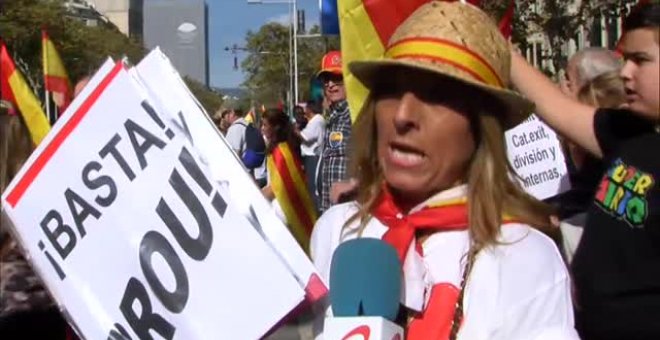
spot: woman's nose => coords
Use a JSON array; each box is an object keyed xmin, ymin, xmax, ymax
[{"xmin": 393, "ymin": 92, "xmax": 420, "ymax": 132}]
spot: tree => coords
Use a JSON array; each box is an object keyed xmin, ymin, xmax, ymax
[
  {"xmin": 183, "ymin": 76, "xmax": 223, "ymax": 115},
  {"xmin": 241, "ymin": 22, "xmax": 290, "ymax": 106},
  {"xmin": 0, "ymin": 0, "xmax": 222, "ymax": 116},
  {"xmin": 0, "ymin": 0, "xmax": 144, "ymax": 88},
  {"xmin": 512, "ymin": 0, "xmax": 638, "ymax": 76},
  {"xmin": 241, "ymin": 23, "xmax": 339, "ymax": 107}
]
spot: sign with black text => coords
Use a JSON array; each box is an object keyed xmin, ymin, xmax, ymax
[
  {"xmin": 1, "ymin": 58, "xmax": 316, "ymax": 339},
  {"xmin": 506, "ymin": 114, "xmax": 570, "ymax": 199}
]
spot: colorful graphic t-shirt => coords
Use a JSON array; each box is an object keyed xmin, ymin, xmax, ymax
[
  {"xmin": 572, "ymin": 108, "xmax": 660, "ymax": 339},
  {"xmin": 594, "ymin": 158, "xmax": 655, "ymax": 227}
]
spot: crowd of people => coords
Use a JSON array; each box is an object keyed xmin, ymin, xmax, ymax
[{"xmin": 1, "ymin": 1, "xmax": 658, "ymax": 339}]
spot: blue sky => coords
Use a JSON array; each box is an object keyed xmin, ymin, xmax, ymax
[{"xmin": 208, "ymin": 0, "xmax": 320, "ymax": 89}]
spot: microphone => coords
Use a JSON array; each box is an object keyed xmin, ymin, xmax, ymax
[{"xmin": 324, "ymin": 238, "xmax": 404, "ymax": 340}]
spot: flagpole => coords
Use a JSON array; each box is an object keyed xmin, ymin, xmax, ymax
[
  {"xmin": 42, "ymin": 29, "xmax": 53, "ymax": 124},
  {"xmin": 45, "ymin": 88, "xmax": 53, "ymax": 124}
]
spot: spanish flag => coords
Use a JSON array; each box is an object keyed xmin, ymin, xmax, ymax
[
  {"xmin": 267, "ymin": 142, "xmax": 318, "ymax": 253},
  {"xmin": 339, "ymin": 0, "xmax": 511, "ymax": 121},
  {"xmin": 42, "ymin": 30, "xmax": 72, "ymax": 112},
  {"xmin": 1, "ymin": 42, "xmax": 50, "ymax": 145}
]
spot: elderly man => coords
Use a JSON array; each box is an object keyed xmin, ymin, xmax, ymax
[{"xmin": 316, "ymin": 51, "xmax": 353, "ymax": 213}]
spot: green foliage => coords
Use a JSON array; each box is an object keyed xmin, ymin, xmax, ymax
[
  {"xmin": 513, "ymin": 0, "xmax": 638, "ymax": 75},
  {"xmin": 0, "ymin": 0, "xmax": 145, "ymax": 89},
  {"xmin": 183, "ymin": 76, "xmax": 223, "ymax": 115},
  {"xmin": 0, "ymin": 0, "xmax": 221, "ymax": 116},
  {"xmin": 241, "ymin": 23, "xmax": 339, "ymax": 107},
  {"xmin": 241, "ymin": 22, "xmax": 290, "ymax": 106}
]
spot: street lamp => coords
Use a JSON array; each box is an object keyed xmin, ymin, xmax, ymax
[{"xmin": 247, "ymin": 0, "xmax": 298, "ymax": 112}]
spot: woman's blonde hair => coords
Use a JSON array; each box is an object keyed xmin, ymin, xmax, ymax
[
  {"xmin": 347, "ymin": 90, "xmax": 553, "ymax": 254},
  {"xmin": 577, "ymin": 71, "xmax": 626, "ymax": 108}
]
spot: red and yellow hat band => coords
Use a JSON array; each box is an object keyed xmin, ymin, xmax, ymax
[{"xmin": 384, "ymin": 37, "xmax": 504, "ymax": 89}]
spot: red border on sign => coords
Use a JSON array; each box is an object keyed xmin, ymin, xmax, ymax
[{"xmin": 6, "ymin": 62, "xmax": 124, "ymax": 208}]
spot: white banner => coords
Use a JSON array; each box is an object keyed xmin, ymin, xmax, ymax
[
  {"xmin": 506, "ymin": 114, "xmax": 571, "ymax": 200},
  {"xmin": 1, "ymin": 55, "xmax": 323, "ymax": 339},
  {"xmin": 134, "ymin": 48, "xmax": 327, "ymax": 301}
]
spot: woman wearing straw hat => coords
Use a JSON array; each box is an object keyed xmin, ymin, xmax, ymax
[{"xmin": 311, "ymin": 2, "xmax": 578, "ymax": 339}]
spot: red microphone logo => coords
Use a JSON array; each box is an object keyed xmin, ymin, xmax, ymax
[{"xmin": 341, "ymin": 325, "xmax": 371, "ymax": 340}]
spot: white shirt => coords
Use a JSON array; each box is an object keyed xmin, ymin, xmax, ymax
[
  {"xmin": 225, "ymin": 117, "xmax": 247, "ymax": 155},
  {"xmin": 253, "ymin": 135, "xmax": 268, "ymax": 180},
  {"xmin": 300, "ymin": 114, "xmax": 326, "ymax": 157},
  {"xmin": 311, "ymin": 185, "xmax": 578, "ymax": 340}
]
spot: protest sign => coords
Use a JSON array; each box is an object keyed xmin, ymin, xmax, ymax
[
  {"xmin": 1, "ymin": 58, "xmax": 315, "ymax": 339},
  {"xmin": 506, "ymin": 114, "xmax": 571, "ymax": 199},
  {"xmin": 134, "ymin": 48, "xmax": 327, "ymax": 301}
]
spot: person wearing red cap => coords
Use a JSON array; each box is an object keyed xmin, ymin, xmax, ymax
[{"xmin": 317, "ymin": 51, "xmax": 353, "ymax": 213}]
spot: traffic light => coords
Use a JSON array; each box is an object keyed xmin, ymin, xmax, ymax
[{"xmin": 297, "ymin": 10, "xmax": 305, "ymax": 34}]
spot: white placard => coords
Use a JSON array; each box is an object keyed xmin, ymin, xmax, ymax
[
  {"xmin": 1, "ymin": 58, "xmax": 314, "ymax": 339},
  {"xmin": 134, "ymin": 48, "xmax": 327, "ymax": 301},
  {"xmin": 506, "ymin": 114, "xmax": 571, "ymax": 199}
]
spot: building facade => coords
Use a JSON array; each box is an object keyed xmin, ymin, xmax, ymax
[
  {"xmin": 84, "ymin": 0, "xmax": 144, "ymax": 41},
  {"xmin": 143, "ymin": 0, "xmax": 209, "ymax": 86},
  {"xmin": 521, "ymin": 0, "xmax": 638, "ymax": 74},
  {"xmin": 63, "ymin": 0, "xmax": 108, "ymax": 27}
]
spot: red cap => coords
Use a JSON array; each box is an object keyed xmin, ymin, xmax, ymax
[{"xmin": 317, "ymin": 50, "xmax": 343, "ymax": 78}]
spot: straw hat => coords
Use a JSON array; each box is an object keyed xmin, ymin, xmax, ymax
[{"xmin": 349, "ymin": 1, "xmax": 533, "ymax": 127}]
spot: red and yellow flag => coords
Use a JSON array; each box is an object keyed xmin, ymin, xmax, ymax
[
  {"xmin": 267, "ymin": 142, "xmax": 318, "ymax": 253},
  {"xmin": 42, "ymin": 30, "xmax": 72, "ymax": 112},
  {"xmin": 339, "ymin": 0, "xmax": 514, "ymax": 121},
  {"xmin": 1, "ymin": 42, "xmax": 50, "ymax": 145}
]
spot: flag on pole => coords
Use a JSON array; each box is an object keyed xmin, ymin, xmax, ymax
[
  {"xmin": 267, "ymin": 142, "xmax": 318, "ymax": 253},
  {"xmin": 42, "ymin": 30, "xmax": 72, "ymax": 112},
  {"xmin": 339, "ymin": 0, "xmax": 511, "ymax": 121},
  {"xmin": 1, "ymin": 42, "xmax": 50, "ymax": 145}
]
